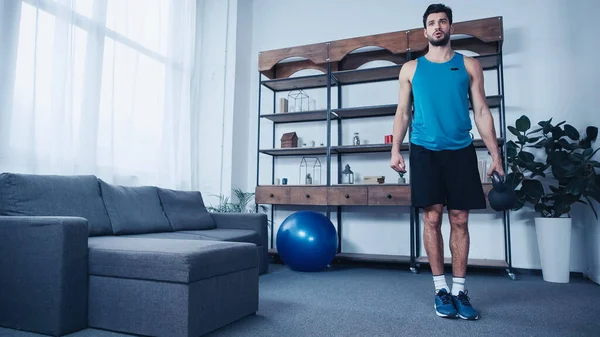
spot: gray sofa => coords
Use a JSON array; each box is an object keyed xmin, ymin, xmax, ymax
[{"xmin": 0, "ymin": 173, "xmax": 268, "ymax": 337}]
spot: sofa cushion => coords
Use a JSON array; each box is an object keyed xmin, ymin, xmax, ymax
[
  {"xmin": 87, "ymin": 236, "xmax": 258, "ymax": 283},
  {"xmin": 99, "ymin": 180, "xmax": 171, "ymax": 235},
  {"xmin": 179, "ymin": 229, "xmax": 262, "ymax": 246},
  {"xmin": 157, "ymin": 188, "xmax": 216, "ymax": 230},
  {"xmin": 0, "ymin": 173, "xmax": 112, "ymax": 236}
]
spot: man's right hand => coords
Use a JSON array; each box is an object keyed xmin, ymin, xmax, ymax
[{"xmin": 390, "ymin": 152, "xmax": 406, "ymax": 173}]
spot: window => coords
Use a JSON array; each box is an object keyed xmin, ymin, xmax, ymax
[{"xmin": 9, "ymin": 0, "xmax": 195, "ymax": 185}]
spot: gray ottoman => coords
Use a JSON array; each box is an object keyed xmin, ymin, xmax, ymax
[{"xmin": 87, "ymin": 237, "xmax": 259, "ymax": 337}]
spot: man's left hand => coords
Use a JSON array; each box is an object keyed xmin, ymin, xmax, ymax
[{"xmin": 487, "ymin": 158, "xmax": 504, "ymax": 177}]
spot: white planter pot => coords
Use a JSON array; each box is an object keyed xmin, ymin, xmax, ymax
[{"xmin": 535, "ymin": 217, "xmax": 572, "ymax": 283}]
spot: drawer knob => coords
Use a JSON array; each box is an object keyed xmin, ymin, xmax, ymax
[
  {"xmin": 387, "ymin": 194, "xmax": 392, "ymax": 199},
  {"xmin": 269, "ymin": 193, "xmax": 274, "ymax": 197},
  {"xmin": 305, "ymin": 194, "xmax": 310, "ymax": 198},
  {"xmin": 345, "ymin": 194, "xmax": 350, "ymax": 198}
]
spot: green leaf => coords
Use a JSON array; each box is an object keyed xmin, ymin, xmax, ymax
[
  {"xmin": 506, "ymin": 172, "xmax": 524, "ymax": 188},
  {"xmin": 507, "ymin": 126, "xmax": 521, "ymax": 137},
  {"xmin": 527, "ymin": 127, "xmax": 543, "ymax": 135},
  {"xmin": 586, "ymin": 126, "xmax": 598, "ymax": 142},
  {"xmin": 567, "ymin": 177, "xmax": 586, "ymax": 195},
  {"xmin": 527, "ymin": 136, "xmax": 542, "ymax": 144},
  {"xmin": 516, "ymin": 115, "xmax": 531, "ymax": 132},
  {"xmin": 590, "ymin": 160, "xmax": 600, "ymax": 167},
  {"xmin": 563, "ymin": 124, "xmax": 580, "ymax": 140},
  {"xmin": 558, "ymin": 138, "xmax": 580, "ymax": 151},
  {"xmin": 538, "ymin": 118, "xmax": 553, "ymax": 134},
  {"xmin": 517, "ymin": 134, "xmax": 529, "ymax": 144},
  {"xmin": 507, "ymin": 141, "xmax": 518, "ymax": 158},
  {"xmin": 586, "ymin": 147, "xmax": 600, "ymax": 160},
  {"xmin": 521, "ymin": 179, "xmax": 544, "ymax": 202},
  {"xmin": 518, "ymin": 151, "xmax": 535, "ymax": 164},
  {"xmin": 552, "ymin": 127, "xmax": 564, "ymax": 140}
]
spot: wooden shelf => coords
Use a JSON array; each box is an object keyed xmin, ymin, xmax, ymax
[
  {"xmin": 257, "ymin": 16, "xmax": 513, "ymax": 275},
  {"xmin": 332, "ymin": 104, "xmax": 397, "ymax": 119},
  {"xmin": 332, "ymin": 143, "xmax": 400, "ymax": 154},
  {"xmin": 259, "ymin": 147, "xmax": 327, "ymax": 156},
  {"xmin": 261, "ymin": 74, "xmax": 329, "ymax": 92},
  {"xmin": 261, "ymin": 93, "xmax": 503, "ymax": 125},
  {"xmin": 332, "ymin": 64, "xmax": 403, "ymax": 85},
  {"xmin": 475, "ymin": 53, "xmax": 500, "ymax": 70},
  {"xmin": 416, "ymin": 256, "xmax": 509, "ymax": 268},
  {"xmin": 261, "ymin": 54, "xmax": 499, "ymax": 91},
  {"xmin": 261, "ymin": 109, "xmax": 329, "ymax": 123},
  {"xmin": 269, "ymin": 249, "xmax": 412, "ymax": 264},
  {"xmin": 260, "ymin": 139, "xmax": 502, "ymax": 157}
]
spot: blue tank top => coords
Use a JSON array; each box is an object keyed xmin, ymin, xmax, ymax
[{"xmin": 410, "ymin": 52, "xmax": 472, "ymax": 151}]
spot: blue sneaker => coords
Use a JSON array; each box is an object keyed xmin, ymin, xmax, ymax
[
  {"xmin": 434, "ymin": 289, "xmax": 457, "ymax": 318},
  {"xmin": 452, "ymin": 290, "xmax": 479, "ymax": 320}
]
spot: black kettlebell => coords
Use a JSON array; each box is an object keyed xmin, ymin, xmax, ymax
[{"xmin": 488, "ymin": 171, "xmax": 517, "ymax": 211}]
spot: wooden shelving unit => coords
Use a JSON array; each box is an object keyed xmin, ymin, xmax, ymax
[{"xmin": 255, "ymin": 16, "xmax": 514, "ymax": 279}]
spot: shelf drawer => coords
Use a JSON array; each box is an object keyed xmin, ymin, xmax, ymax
[
  {"xmin": 289, "ymin": 187, "xmax": 328, "ymax": 205},
  {"xmin": 328, "ymin": 186, "xmax": 367, "ymax": 205},
  {"xmin": 255, "ymin": 186, "xmax": 290, "ymax": 204},
  {"xmin": 368, "ymin": 185, "xmax": 411, "ymax": 206}
]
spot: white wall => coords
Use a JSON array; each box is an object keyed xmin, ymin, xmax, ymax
[
  {"xmin": 230, "ymin": 0, "xmax": 600, "ymax": 274},
  {"xmin": 192, "ymin": 0, "xmax": 239, "ymax": 206}
]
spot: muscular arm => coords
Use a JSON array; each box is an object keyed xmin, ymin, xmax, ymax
[
  {"xmin": 392, "ymin": 61, "xmax": 414, "ymax": 157},
  {"xmin": 466, "ymin": 58, "xmax": 502, "ymax": 165}
]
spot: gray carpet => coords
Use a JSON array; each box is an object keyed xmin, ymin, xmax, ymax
[{"xmin": 1, "ymin": 263, "xmax": 599, "ymax": 337}]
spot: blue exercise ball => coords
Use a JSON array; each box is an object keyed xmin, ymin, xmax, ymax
[{"xmin": 276, "ymin": 211, "xmax": 338, "ymax": 272}]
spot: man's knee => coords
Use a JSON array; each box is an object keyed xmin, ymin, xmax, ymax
[
  {"xmin": 424, "ymin": 204, "xmax": 443, "ymax": 230},
  {"xmin": 449, "ymin": 209, "xmax": 469, "ymax": 230}
]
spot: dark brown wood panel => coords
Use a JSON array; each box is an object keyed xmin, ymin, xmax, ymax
[
  {"xmin": 338, "ymin": 49, "xmax": 407, "ymax": 72},
  {"xmin": 255, "ymin": 186, "xmax": 290, "ymax": 204},
  {"xmin": 274, "ymin": 60, "xmax": 328, "ymax": 79},
  {"xmin": 289, "ymin": 186, "xmax": 328, "ymax": 205},
  {"xmin": 367, "ymin": 185, "xmax": 411, "ymax": 206},
  {"xmin": 332, "ymin": 64, "xmax": 402, "ymax": 84},
  {"xmin": 408, "ymin": 16, "xmax": 503, "ymax": 53},
  {"xmin": 327, "ymin": 186, "xmax": 368, "ymax": 205},
  {"xmin": 329, "ymin": 31, "xmax": 408, "ymax": 63},
  {"xmin": 259, "ymin": 43, "xmax": 328, "ymax": 79}
]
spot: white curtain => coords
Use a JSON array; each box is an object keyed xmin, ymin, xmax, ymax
[{"xmin": 0, "ymin": 0, "xmax": 197, "ymax": 189}]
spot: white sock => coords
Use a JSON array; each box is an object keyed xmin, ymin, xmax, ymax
[
  {"xmin": 433, "ymin": 274, "xmax": 449, "ymax": 293},
  {"xmin": 452, "ymin": 277, "xmax": 465, "ymax": 296}
]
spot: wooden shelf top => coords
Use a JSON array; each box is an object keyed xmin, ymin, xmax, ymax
[{"xmin": 258, "ymin": 16, "xmax": 503, "ymax": 80}]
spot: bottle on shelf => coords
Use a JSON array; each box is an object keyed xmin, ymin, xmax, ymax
[{"xmin": 353, "ymin": 133, "xmax": 360, "ymax": 146}]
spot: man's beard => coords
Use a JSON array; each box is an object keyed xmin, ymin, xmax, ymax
[{"xmin": 429, "ymin": 32, "xmax": 450, "ymax": 47}]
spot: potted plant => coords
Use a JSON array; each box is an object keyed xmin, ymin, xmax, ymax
[
  {"xmin": 206, "ymin": 188, "xmax": 273, "ymax": 231},
  {"xmin": 506, "ymin": 115, "xmax": 599, "ymax": 283}
]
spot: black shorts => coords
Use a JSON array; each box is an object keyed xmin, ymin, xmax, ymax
[{"xmin": 409, "ymin": 142, "xmax": 487, "ymax": 210}]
